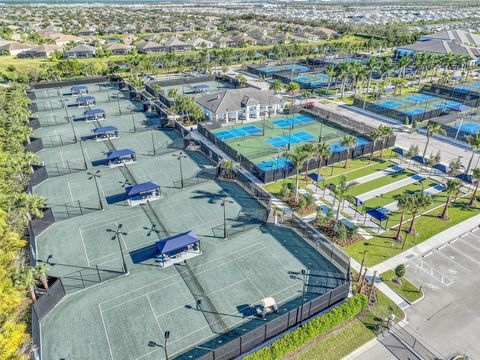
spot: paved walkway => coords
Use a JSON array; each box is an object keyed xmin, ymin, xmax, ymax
[{"xmin": 353, "ymin": 165, "xmax": 403, "ymax": 185}]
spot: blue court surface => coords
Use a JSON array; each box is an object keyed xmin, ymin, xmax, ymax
[
  {"xmin": 265, "ymin": 131, "xmax": 316, "ymax": 147},
  {"xmin": 456, "ymin": 122, "xmax": 480, "ymax": 134},
  {"xmin": 215, "ymin": 125, "xmax": 262, "ymax": 140},
  {"xmin": 330, "ymin": 137, "xmax": 370, "ymax": 152},
  {"xmin": 257, "ymin": 157, "xmax": 293, "ymax": 170},
  {"xmin": 404, "ymin": 94, "xmax": 436, "ymax": 103},
  {"xmin": 272, "ymin": 115, "xmax": 315, "ymax": 128},
  {"xmin": 258, "ymin": 64, "xmax": 309, "ymax": 73},
  {"xmin": 404, "ymin": 108, "xmax": 424, "ymax": 115},
  {"xmin": 379, "ymin": 100, "xmax": 403, "ymax": 109}
]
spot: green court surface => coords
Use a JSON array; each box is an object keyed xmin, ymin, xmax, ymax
[
  {"xmin": 32, "ymin": 81, "xmax": 347, "ymax": 360},
  {"xmin": 325, "ymin": 160, "xmax": 397, "ymax": 186},
  {"xmin": 212, "ymin": 114, "xmax": 363, "ymax": 164},
  {"xmin": 349, "ymin": 168, "xmax": 418, "ymax": 197},
  {"xmin": 160, "ymin": 79, "xmax": 235, "ymax": 101}
]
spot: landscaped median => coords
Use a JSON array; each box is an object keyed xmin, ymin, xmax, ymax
[
  {"xmin": 380, "ymin": 269, "xmax": 423, "ymax": 304},
  {"xmin": 244, "ymin": 295, "xmax": 369, "ymax": 360}
]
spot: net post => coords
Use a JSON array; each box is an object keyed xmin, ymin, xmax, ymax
[{"xmin": 96, "ymin": 265, "xmax": 101, "ymax": 283}]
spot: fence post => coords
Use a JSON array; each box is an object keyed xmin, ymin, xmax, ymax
[
  {"xmin": 65, "ymin": 204, "xmax": 70, "ymax": 218},
  {"xmin": 78, "ymin": 200, "xmax": 83, "ymax": 215},
  {"xmin": 67, "ymin": 161, "xmax": 71, "ymax": 174},
  {"xmin": 79, "ymin": 271, "xmax": 85, "ymax": 288}
]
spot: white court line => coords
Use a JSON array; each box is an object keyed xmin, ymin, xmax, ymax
[
  {"xmin": 98, "ymin": 304, "xmax": 114, "ymax": 360},
  {"xmin": 79, "ymin": 211, "xmax": 145, "ymax": 231},
  {"xmin": 79, "ymin": 228, "xmax": 91, "ymax": 266},
  {"xmin": 99, "ymin": 242, "xmax": 262, "ymax": 310},
  {"xmin": 67, "ymin": 181, "xmax": 74, "ymax": 203},
  {"xmin": 146, "ymin": 295, "xmax": 164, "ymax": 334}
]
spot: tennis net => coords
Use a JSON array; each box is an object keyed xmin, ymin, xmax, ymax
[{"xmin": 176, "ymin": 262, "xmax": 229, "ymax": 335}]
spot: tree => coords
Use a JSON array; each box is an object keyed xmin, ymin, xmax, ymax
[
  {"xmin": 35, "ymin": 263, "xmax": 49, "ymax": 289},
  {"xmin": 440, "ymin": 179, "xmax": 462, "ymax": 220},
  {"xmin": 364, "ymin": 57, "xmax": 379, "ymax": 101},
  {"xmin": 235, "ymin": 74, "xmax": 247, "ymax": 87},
  {"xmin": 397, "ymin": 55, "xmax": 412, "ymax": 78},
  {"xmin": 289, "ymin": 148, "xmax": 308, "ymax": 202},
  {"xmin": 465, "ymin": 133, "xmax": 480, "ymax": 175},
  {"xmin": 395, "ymin": 264, "xmax": 406, "ymax": 280},
  {"xmin": 269, "ymin": 79, "xmax": 283, "ymax": 94},
  {"xmin": 331, "ymin": 175, "xmax": 357, "ymax": 229},
  {"xmin": 422, "ymin": 123, "xmax": 446, "ymax": 161},
  {"xmin": 336, "ymin": 62, "xmax": 351, "ymax": 98},
  {"xmin": 369, "ymin": 129, "xmax": 381, "ymax": 162},
  {"xmin": 316, "ymin": 142, "xmax": 331, "ymax": 184},
  {"xmin": 13, "ymin": 265, "xmax": 38, "ymax": 302},
  {"xmin": 325, "ymin": 63, "xmax": 336, "ymax": 94},
  {"xmin": 380, "ymin": 57, "xmax": 393, "ymax": 80},
  {"xmin": 407, "ymin": 192, "xmax": 433, "ymax": 234},
  {"xmin": 301, "ymin": 143, "xmax": 316, "ymax": 181},
  {"xmin": 341, "ymin": 135, "xmax": 357, "ymax": 168},
  {"xmin": 378, "ymin": 125, "xmax": 393, "ymax": 157},
  {"xmin": 394, "ymin": 193, "xmax": 413, "ymax": 243},
  {"xmin": 449, "ymin": 157, "xmax": 463, "ymax": 178},
  {"xmin": 468, "ymin": 168, "xmax": 480, "ymax": 207}
]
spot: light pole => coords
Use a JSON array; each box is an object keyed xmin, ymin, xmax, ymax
[
  {"xmin": 151, "ymin": 129, "xmax": 156, "ymax": 156},
  {"xmin": 79, "ymin": 139, "xmax": 88, "ymax": 169},
  {"xmin": 148, "ymin": 330, "xmax": 170, "ymax": 360},
  {"xmin": 299, "ymin": 269, "xmax": 306, "ymax": 325},
  {"xmin": 88, "ymin": 170, "xmax": 103, "ymax": 210},
  {"xmin": 173, "ymin": 152, "xmax": 188, "ymax": 188},
  {"xmin": 60, "ymin": 98, "xmax": 77, "ymax": 142},
  {"xmin": 117, "ymin": 95, "xmax": 122, "ymax": 115},
  {"xmin": 108, "ymin": 224, "xmax": 128, "ymax": 274},
  {"xmin": 221, "ymin": 195, "xmax": 234, "ymax": 239}
]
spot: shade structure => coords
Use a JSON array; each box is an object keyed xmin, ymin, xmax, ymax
[
  {"xmin": 367, "ymin": 208, "xmax": 389, "ymax": 222},
  {"xmin": 125, "ymin": 181, "xmax": 160, "ymax": 197},
  {"xmin": 155, "ymin": 231, "xmax": 199, "ymax": 255},
  {"xmin": 106, "ymin": 149, "xmax": 135, "ymax": 160},
  {"xmin": 71, "ymin": 85, "xmax": 88, "ymax": 93},
  {"xmin": 308, "ymin": 173, "xmax": 323, "ymax": 182},
  {"xmin": 432, "ymin": 163, "xmax": 449, "ymax": 173},
  {"xmin": 77, "ymin": 95, "xmax": 95, "ymax": 102},
  {"xmin": 92, "ymin": 126, "xmax": 118, "ymax": 134},
  {"xmin": 84, "ymin": 108, "xmax": 105, "ymax": 116},
  {"xmin": 392, "ymin": 147, "xmax": 408, "ymax": 157}
]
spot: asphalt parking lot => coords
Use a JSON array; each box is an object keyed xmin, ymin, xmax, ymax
[{"xmin": 404, "ymin": 225, "xmax": 480, "ymax": 359}]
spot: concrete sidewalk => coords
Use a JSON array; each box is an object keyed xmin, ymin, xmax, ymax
[{"xmin": 357, "ymin": 174, "xmax": 424, "ymax": 202}]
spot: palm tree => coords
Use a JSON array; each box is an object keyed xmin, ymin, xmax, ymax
[
  {"xmin": 286, "ymin": 81, "xmax": 301, "ymax": 108},
  {"xmin": 341, "ymin": 135, "xmax": 357, "ymax": 168},
  {"xmin": 422, "ymin": 123, "xmax": 446, "ymax": 161},
  {"xmin": 394, "ymin": 193, "xmax": 413, "ymax": 244},
  {"xmin": 289, "ymin": 148, "xmax": 308, "ymax": 202},
  {"xmin": 331, "ymin": 175, "xmax": 357, "ymax": 229},
  {"xmin": 440, "ymin": 179, "xmax": 462, "ymax": 220},
  {"xmin": 35, "ymin": 263, "xmax": 49, "ymax": 289},
  {"xmin": 407, "ymin": 192, "xmax": 433, "ymax": 234},
  {"xmin": 369, "ymin": 129, "xmax": 382, "ymax": 162},
  {"xmin": 378, "ymin": 125, "xmax": 393, "ymax": 157},
  {"xmin": 301, "ymin": 143, "xmax": 316, "ymax": 181},
  {"xmin": 465, "ymin": 133, "xmax": 480, "ymax": 174},
  {"xmin": 316, "ymin": 142, "xmax": 331, "ymax": 184},
  {"xmin": 468, "ymin": 168, "xmax": 480, "ymax": 207},
  {"xmin": 364, "ymin": 57, "xmax": 379, "ymax": 98},
  {"xmin": 235, "ymin": 74, "xmax": 247, "ymax": 88},
  {"xmin": 448, "ymin": 157, "xmax": 463, "ymax": 178},
  {"xmin": 167, "ymin": 88, "xmax": 179, "ymax": 99},
  {"xmin": 14, "ymin": 265, "xmax": 38, "ymax": 302},
  {"xmin": 397, "ymin": 55, "xmax": 412, "ymax": 78},
  {"xmin": 337, "ymin": 62, "xmax": 351, "ymax": 98},
  {"xmin": 269, "ymin": 79, "xmax": 283, "ymax": 94},
  {"xmin": 13, "ymin": 193, "xmax": 45, "ymax": 222},
  {"xmin": 325, "ymin": 64, "xmax": 336, "ymax": 94},
  {"xmin": 380, "ymin": 57, "xmax": 394, "ymax": 80}
]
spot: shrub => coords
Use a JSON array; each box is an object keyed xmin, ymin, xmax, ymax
[
  {"xmin": 336, "ymin": 222, "xmax": 348, "ymax": 242},
  {"xmin": 297, "ymin": 195, "xmax": 307, "ymax": 209},
  {"xmin": 395, "ymin": 264, "xmax": 406, "ymax": 279},
  {"xmin": 245, "ymin": 294, "xmax": 368, "ymax": 360},
  {"xmin": 279, "ymin": 182, "xmax": 291, "ymax": 199}
]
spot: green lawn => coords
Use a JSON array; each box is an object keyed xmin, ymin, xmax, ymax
[
  {"xmin": 293, "ymin": 286, "xmax": 404, "ymax": 360},
  {"xmin": 349, "ymin": 168, "xmax": 418, "ymax": 197},
  {"xmin": 326, "ymin": 159, "xmax": 396, "ymax": 187},
  {"xmin": 346, "ymin": 200, "xmax": 480, "ymax": 267},
  {"xmin": 380, "ymin": 270, "xmax": 423, "ymax": 303},
  {"xmin": 295, "ymin": 320, "xmax": 374, "ymax": 360}
]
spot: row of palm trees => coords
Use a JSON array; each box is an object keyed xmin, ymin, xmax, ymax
[{"xmin": 269, "ymin": 53, "xmax": 475, "ymax": 100}]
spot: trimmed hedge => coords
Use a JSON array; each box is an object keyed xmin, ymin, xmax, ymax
[{"xmin": 245, "ymin": 294, "xmax": 368, "ymax": 360}]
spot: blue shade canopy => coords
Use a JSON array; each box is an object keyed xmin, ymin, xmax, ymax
[
  {"xmin": 92, "ymin": 126, "xmax": 118, "ymax": 134},
  {"xmin": 392, "ymin": 147, "xmax": 408, "ymax": 156},
  {"xmin": 84, "ymin": 108, "xmax": 105, "ymax": 116},
  {"xmin": 71, "ymin": 85, "xmax": 88, "ymax": 92},
  {"xmin": 367, "ymin": 208, "xmax": 389, "ymax": 222},
  {"xmin": 125, "ymin": 181, "xmax": 159, "ymax": 197},
  {"xmin": 77, "ymin": 95, "xmax": 96, "ymax": 102},
  {"xmin": 155, "ymin": 231, "xmax": 199, "ymax": 255},
  {"xmin": 432, "ymin": 163, "xmax": 449, "ymax": 173},
  {"xmin": 106, "ymin": 149, "xmax": 135, "ymax": 160},
  {"xmin": 308, "ymin": 173, "xmax": 323, "ymax": 182},
  {"xmin": 193, "ymin": 84, "xmax": 209, "ymax": 89}
]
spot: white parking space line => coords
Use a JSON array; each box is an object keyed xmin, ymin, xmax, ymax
[{"xmin": 434, "ymin": 248, "xmax": 471, "ymax": 272}]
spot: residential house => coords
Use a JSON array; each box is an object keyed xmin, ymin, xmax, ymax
[
  {"xmin": 195, "ymin": 88, "xmax": 284, "ymax": 124},
  {"xmin": 19, "ymin": 44, "xmax": 61, "ymax": 58},
  {"xmin": 136, "ymin": 41, "xmax": 166, "ymax": 54},
  {"xmin": 77, "ymin": 28, "xmax": 96, "ymax": 36},
  {"xmin": 185, "ymin": 38, "xmax": 215, "ymax": 49},
  {"xmin": 123, "ymin": 24, "xmax": 137, "ymax": 34},
  {"xmin": 312, "ymin": 27, "xmax": 341, "ymax": 40},
  {"xmin": 0, "ymin": 42, "xmax": 35, "ymax": 56},
  {"xmin": 120, "ymin": 35, "xmax": 138, "ymax": 45},
  {"xmin": 63, "ymin": 44, "xmax": 96, "ymax": 59},
  {"xmin": 102, "ymin": 26, "xmax": 120, "ymax": 35},
  {"xmin": 163, "ymin": 38, "xmax": 193, "ymax": 52},
  {"xmin": 104, "ymin": 43, "xmax": 132, "ymax": 55},
  {"xmin": 50, "ymin": 34, "xmax": 83, "ymax": 47}
]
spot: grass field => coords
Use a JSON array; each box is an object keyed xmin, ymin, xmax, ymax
[
  {"xmin": 380, "ymin": 270, "xmax": 423, "ymax": 303},
  {"xmin": 346, "ymin": 200, "xmax": 480, "ymax": 267}
]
